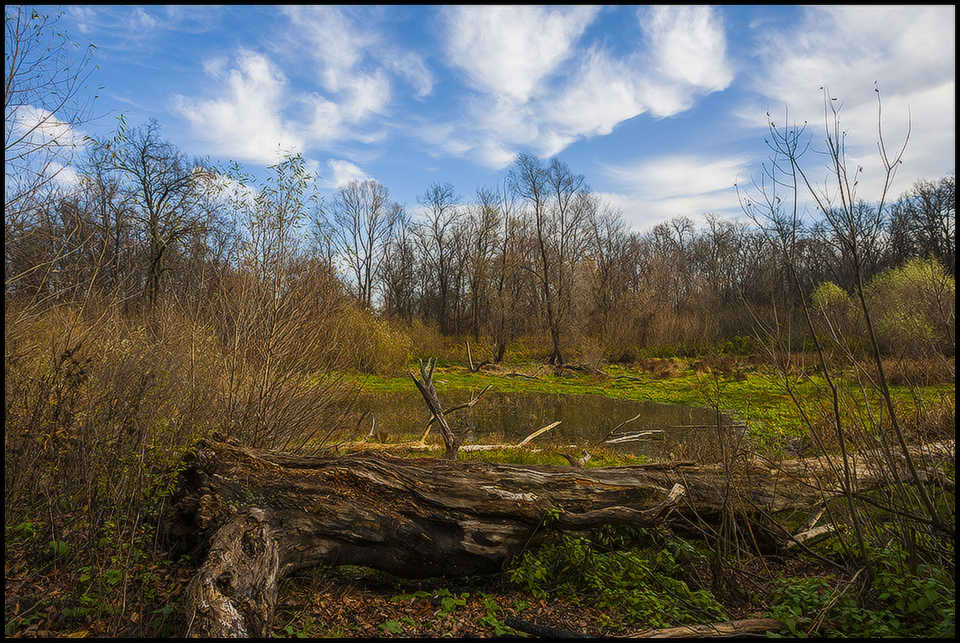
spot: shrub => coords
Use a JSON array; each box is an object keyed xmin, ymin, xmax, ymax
[
  {"xmin": 336, "ymin": 306, "xmax": 412, "ymax": 374},
  {"xmin": 864, "ymin": 258, "xmax": 955, "ymax": 356}
]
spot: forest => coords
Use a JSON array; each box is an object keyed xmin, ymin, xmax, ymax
[{"xmin": 4, "ymin": 5, "xmax": 956, "ymax": 639}]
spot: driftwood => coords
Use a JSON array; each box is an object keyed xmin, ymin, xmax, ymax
[
  {"xmin": 418, "ymin": 384, "xmax": 492, "ymax": 444},
  {"xmin": 466, "ymin": 341, "xmax": 492, "ymax": 372},
  {"xmin": 170, "ymin": 437, "xmax": 953, "ymax": 637},
  {"xmin": 606, "ymin": 430, "xmax": 665, "ymax": 444}
]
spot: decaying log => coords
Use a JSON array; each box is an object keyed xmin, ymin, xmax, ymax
[
  {"xmin": 170, "ymin": 437, "xmax": 690, "ymax": 636},
  {"xmin": 170, "ymin": 437, "xmax": 953, "ymax": 637},
  {"xmin": 624, "ymin": 618, "xmax": 786, "ymax": 638}
]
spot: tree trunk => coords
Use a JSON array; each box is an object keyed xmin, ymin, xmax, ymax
[{"xmin": 169, "ymin": 437, "xmax": 952, "ymax": 637}]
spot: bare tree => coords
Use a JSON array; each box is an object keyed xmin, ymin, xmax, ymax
[
  {"xmin": 415, "ymin": 182, "xmax": 462, "ymax": 333},
  {"xmin": 739, "ymin": 89, "xmax": 951, "ymax": 581},
  {"xmin": 99, "ymin": 120, "xmax": 216, "ymax": 308},
  {"xmin": 466, "ymin": 187, "xmax": 501, "ymax": 340},
  {"xmin": 323, "ymin": 179, "xmax": 401, "ymax": 309},
  {"xmin": 510, "ymin": 153, "xmax": 566, "ymax": 365},
  {"xmin": 4, "ymin": 6, "xmax": 101, "ymax": 215}
]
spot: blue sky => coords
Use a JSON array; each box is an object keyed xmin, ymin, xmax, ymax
[{"xmin": 53, "ymin": 5, "xmax": 956, "ymax": 229}]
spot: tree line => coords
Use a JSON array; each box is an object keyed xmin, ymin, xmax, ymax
[{"xmin": 6, "ymin": 115, "xmax": 955, "ymax": 364}]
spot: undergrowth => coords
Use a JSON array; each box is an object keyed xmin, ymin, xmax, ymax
[
  {"xmin": 507, "ymin": 526, "xmax": 726, "ymax": 631},
  {"xmin": 767, "ymin": 545, "xmax": 955, "ymax": 638}
]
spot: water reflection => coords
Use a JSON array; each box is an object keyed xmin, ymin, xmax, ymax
[{"xmin": 357, "ymin": 390, "xmax": 738, "ymax": 462}]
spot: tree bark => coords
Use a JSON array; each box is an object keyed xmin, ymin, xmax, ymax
[{"xmin": 168, "ymin": 437, "xmax": 952, "ymax": 637}]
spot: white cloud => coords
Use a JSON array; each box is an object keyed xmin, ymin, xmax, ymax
[
  {"xmin": 282, "ymin": 6, "xmax": 371, "ymax": 93},
  {"xmin": 210, "ymin": 172, "xmax": 258, "ymax": 208},
  {"xmin": 442, "ymin": 6, "xmax": 600, "ymax": 102},
  {"xmin": 383, "ymin": 50, "xmax": 435, "ymax": 99},
  {"xmin": 644, "ymin": 6, "xmax": 733, "ymax": 91},
  {"xmin": 170, "ymin": 6, "xmax": 431, "ymax": 164},
  {"xmin": 281, "ymin": 5, "xmax": 433, "ymax": 111},
  {"xmin": 426, "ymin": 6, "xmax": 734, "ymax": 168},
  {"xmin": 7, "ymin": 105, "xmax": 88, "ymax": 155},
  {"xmin": 322, "ymin": 159, "xmax": 372, "ymax": 189},
  {"xmin": 172, "ymin": 49, "xmax": 304, "ymax": 164},
  {"xmin": 742, "ymin": 5, "xmax": 955, "ymax": 199},
  {"xmin": 604, "ymin": 155, "xmax": 748, "ymax": 199},
  {"xmin": 69, "ymin": 7, "xmax": 96, "ymax": 34},
  {"xmin": 132, "ymin": 7, "xmax": 159, "ymax": 29},
  {"xmin": 47, "ymin": 162, "xmax": 83, "ymax": 190},
  {"xmin": 476, "ymin": 140, "xmax": 517, "ymax": 170}
]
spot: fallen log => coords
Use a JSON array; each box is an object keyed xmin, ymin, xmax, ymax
[
  {"xmin": 624, "ymin": 618, "xmax": 786, "ymax": 638},
  {"xmin": 503, "ymin": 616, "xmax": 590, "ymax": 638},
  {"xmin": 170, "ymin": 437, "xmax": 953, "ymax": 637},
  {"xmin": 341, "ymin": 420, "xmax": 563, "ymax": 454},
  {"xmin": 605, "ymin": 430, "xmax": 665, "ymax": 444},
  {"xmin": 171, "ymin": 436, "xmax": 689, "ymax": 637}
]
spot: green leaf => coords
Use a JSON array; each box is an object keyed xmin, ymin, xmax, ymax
[{"xmin": 49, "ymin": 539, "xmax": 70, "ymax": 556}]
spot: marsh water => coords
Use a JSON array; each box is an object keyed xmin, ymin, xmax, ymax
[{"xmin": 357, "ymin": 390, "xmax": 735, "ymax": 461}]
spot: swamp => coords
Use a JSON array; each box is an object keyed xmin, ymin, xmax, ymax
[{"xmin": 4, "ymin": 4, "xmax": 956, "ymax": 639}]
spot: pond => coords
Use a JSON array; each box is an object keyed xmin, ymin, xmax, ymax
[{"xmin": 356, "ymin": 389, "xmax": 740, "ymax": 462}]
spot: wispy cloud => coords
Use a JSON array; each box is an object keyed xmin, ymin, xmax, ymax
[
  {"xmin": 741, "ymin": 5, "xmax": 955, "ymax": 197},
  {"xmin": 281, "ymin": 5, "xmax": 434, "ymax": 106},
  {"xmin": 599, "ymin": 154, "xmax": 748, "ymax": 227}
]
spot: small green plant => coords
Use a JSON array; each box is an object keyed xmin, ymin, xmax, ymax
[
  {"xmin": 280, "ymin": 624, "xmax": 309, "ymax": 638},
  {"xmin": 48, "ymin": 539, "xmax": 71, "ymax": 557},
  {"xmin": 435, "ymin": 589, "xmax": 468, "ymax": 619},
  {"xmin": 767, "ymin": 546, "xmax": 955, "ymax": 638},
  {"xmin": 379, "ymin": 620, "xmax": 403, "ymax": 635},
  {"xmin": 478, "ymin": 593, "xmax": 515, "ymax": 636},
  {"xmin": 508, "ymin": 533, "xmax": 724, "ymax": 629},
  {"xmin": 7, "ymin": 521, "xmax": 39, "ymax": 541}
]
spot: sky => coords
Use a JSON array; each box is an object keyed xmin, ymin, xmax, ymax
[{"xmin": 41, "ymin": 5, "xmax": 958, "ymax": 229}]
